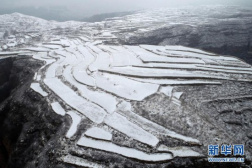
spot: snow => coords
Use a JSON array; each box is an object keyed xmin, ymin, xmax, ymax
[
  {"xmin": 2, "ymin": 45, "xmax": 8, "ymax": 50},
  {"xmin": 45, "ymin": 62, "xmax": 59, "ymax": 78},
  {"xmin": 71, "ymin": 46, "xmax": 96, "ymax": 86},
  {"xmin": 126, "ymin": 46, "xmax": 205, "ymax": 64},
  {"xmin": 99, "ymin": 45, "xmax": 142, "ymax": 67},
  {"xmin": 85, "ymin": 127, "xmax": 112, "ymax": 141},
  {"xmin": 45, "ymin": 55, "xmax": 65, "ymax": 78},
  {"xmin": 116, "ymin": 100, "xmax": 132, "ymax": 112},
  {"xmin": 72, "ymin": 67, "xmax": 96, "ymax": 86},
  {"xmin": 104, "ymin": 112, "xmax": 159, "ymax": 147},
  {"xmin": 0, "ymin": 56, "xmax": 11, "ymax": 60},
  {"xmin": 54, "ymin": 50, "xmax": 68, "ymax": 57},
  {"xmin": 44, "ymin": 78, "xmax": 107, "ymax": 124},
  {"xmin": 157, "ymin": 145, "xmax": 202, "ymax": 157},
  {"xmin": 87, "ymin": 43, "xmax": 103, "ymax": 54},
  {"xmin": 133, "ymin": 63, "xmax": 197, "ymax": 69},
  {"xmin": 0, "ymin": 51, "xmax": 31, "ymax": 56},
  {"xmin": 7, "ymin": 41, "xmax": 17, "ymax": 47},
  {"xmin": 172, "ymin": 97, "xmax": 181, "ymax": 106},
  {"xmin": 134, "ymin": 63, "xmax": 252, "ymax": 75},
  {"xmin": 77, "ymin": 137, "xmax": 173, "ymax": 162},
  {"xmin": 94, "ymin": 72, "xmax": 159, "ymax": 101},
  {"xmin": 164, "ymin": 45, "xmax": 217, "ymax": 56},
  {"xmin": 196, "ymin": 64, "xmax": 252, "ymax": 72},
  {"xmin": 33, "ymin": 72, "xmax": 37, "ymax": 80},
  {"xmin": 42, "ymin": 44, "xmax": 62, "ymax": 49},
  {"xmin": 55, "ymin": 66, "xmax": 63, "ymax": 77},
  {"xmin": 141, "ymin": 45, "xmax": 217, "ymax": 59},
  {"xmin": 60, "ymin": 39, "xmax": 71, "ymax": 47},
  {"xmin": 117, "ymin": 103, "xmax": 200, "ymax": 144},
  {"xmin": 100, "ymin": 67, "xmax": 225, "ymax": 80},
  {"xmin": 88, "ymin": 47, "xmax": 111, "ymax": 72},
  {"xmin": 128, "ymin": 77, "xmax": 222, "ymax": 85},
  {"xmin": 51, "ymin": 102, "xmax": 66, "ymax": 116},
  {"xmin": 36, "ymin": 75, "xmax": 41, "ymax": 81},
  {"xmin": 139, "ymin": 45, "xmax": 248, "ymax": 69},
  {"xmin": 32, "ymin": 52, "xmax": 55, "ymax": 70},
  {"xmin": 160, "ymin": 86, "xmax": 173, "ymax": 97},
  {"xmin": 78, "ymin": 36, "xmax": 90, "ymax": 42},
  {"xmin": 24, "ymin": 47, "xmax": 51, "ymax": 52},
  {"xmin": 196, "ymin": 65, "xmax": 252, "ymax": 74},
  {"xmin": 62, "ymin": 155, "xmax": 104, "ymax": 168},
  {"xmin": 5, "ymin": 7, "xmax": 252, "ymax": 163},
  {"xmin": 22, "ymin": 37, "xmax": 252, "ymax": 161},
  {"xmin": 43, "ymin": 42, "xmax": 63, "ymax": 46},
  {"xmin": 66, "ymin": 111, "xmax": 82, "ymax": 138},
  {"xmin": 63, "ymin": 66, "xmax": 117, "ymax": 114},
  {"xmin": 30, "ymin": 83, "xmax": 48, "ymax": 97},
  {"xmin": 173, "ymin": 92, "xmax": 183, "ymax": 99}
]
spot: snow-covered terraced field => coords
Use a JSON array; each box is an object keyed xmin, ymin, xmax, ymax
[
  {"xmin": 1, "ymin": 6, "xmax": 252, "ymax": 167},
  {"xmin": 2, "ymin": 32, "xmax": 250, "ymax": 166},
  {"xmin": 21, "ymin": 37, "xmax": 252, "ymax": 165}
]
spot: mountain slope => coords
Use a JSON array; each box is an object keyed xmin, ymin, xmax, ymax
[{"xmin": 0, "ymin": 6, "xmax": 252, "ymax": 168}]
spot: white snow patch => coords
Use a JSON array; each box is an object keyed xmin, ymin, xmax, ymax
[
  {"xmin": 85, "ymin": 127, "xmax": 112, "ymax": 141},
  {"xmin": 158, "ymin": 145, "xmax": 202, "ymax": 157},
  {"xmin": 104, "ymin": 112, "xmax": 159, "ymax": 147},
  {"xmin": 24, "ymin": 47, "xmax": 50, "ymax": 52},
  {"xmin": 66, "ymin": 111, "xmax": 82, "ymax": 138},
  {"xmin": 99, "ymin": 45, "xmax": 143, "ymax": 67},
  {"xmin": 128, "ymin": 77, "xmax": 222, "ymax": 85},
  {"xmin": 33, "ymin": 72, "xmax": 38, "ymax": 80},
  {"xmin": 0, "ymin": 51, "xmax": 31, "ymax": 56},
  {"xmin": 77, "ymin": 137, "xmax": 173, "ymax": 162},
  {"xmin": 160, "ymin": 86, "xmax": 173, "ymax": 97},
  {"xmin": 173, "ymin": 92, "xmax": 183, "ymax": 99},
  {"xmin": 126, "ymin": 46, "xmax": 205, "ymax": 64},
  {"xmin": 30, "ymin": 83, "xmax": 48, "ymax": 97},
  {"xmin": 101, "ymin": 67, "xmax": 224, "ymax": 80},
  {"xmin": 42, "ymin": 44, "xmax": 62, "ymax": 49},
  {"xmin": 64, "ymin": 66, "xmax": 117, "ymax": 113},
  {"xmin": 62, "ymin": 155, "xmax": 104, "ymax": 168},
  {"xmin": 44, "ymin": 78, "xmax": 107, "ymax": 124},
  {"xmin": 94, "ymin": 72, "xmax": 159, "ymax": 101},
  {"xmin": 164, "ymin": 45, "xmax": 217, "ymax": 56},
  {"xmin": 51, "ymin": 102, "xmax": 66, "ymax": 116},
  {"xmin": 88, "ymin": 49, "xmax": 111, "ymax": 72},
  {"xmin": 36, "ymin": 75, "xmax": 41, "ymax": 81}
]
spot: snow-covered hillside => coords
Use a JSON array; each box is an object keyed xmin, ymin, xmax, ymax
[{"xmin": 0, "ymin": 6, "xmax": 252, "ymax": 168}]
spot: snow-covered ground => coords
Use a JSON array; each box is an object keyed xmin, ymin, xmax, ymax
[
  {"xmin": 51, "ymin": 102, "xmax": 66, "ymax": 116},
  {"xmin": 66, "ymin": 111, "xmax": 82, "ymax": 138},
  {"xmin": 30, "ymin": 83, "xmax": 48, "ymax": 97},
  {"xmin": 23, "ymin": 37, "xmax": 252, "ymax": 165},
  {"xmin": 77, "ymin": 137, "xmax": 173, "ymax": 162},
  {"xmin": 84, "ymin": 127, "xmax": 112, "ymax": 141},
  {"xmin": 1, "ymin": 9, "xmax": 252, "ymax": 165}
]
